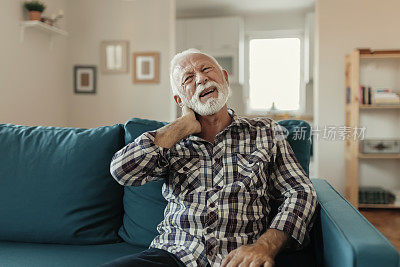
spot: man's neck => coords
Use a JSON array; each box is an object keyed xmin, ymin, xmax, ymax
[{"xmin": 196, "ymin": 105, "xmax": 232, "ymax": 143}]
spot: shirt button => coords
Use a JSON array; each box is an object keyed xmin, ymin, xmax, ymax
[
  {"xmin": 207, "ymin": 227, "xmax": 214, "ymax": 233},
  {"xmin": 215, "ymin": 186, "xmax": 222, "ymax": 190},
  {"xmin": 209, "ymin": 202, "xmax": 215, "ymax": 208}
]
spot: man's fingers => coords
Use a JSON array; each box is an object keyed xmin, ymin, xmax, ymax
[
  {"xmin": 227, "ymin": 253, "xmax": 243, "ymax": 267},
  {"xmin": 181, "ymin": 105, "xmax": 189, "ymax": 116},
  {"xmin": 249, "ymin": 259, "xmax": 264, "ymax": 267},
  {"xmin": 221, "ymin": 257, "xmax": 230, "ymax": 267},
  {"xmin": 181, "ymin": 105, "xmax": 194, "ymax": 116},
  {"xmin": 238, "ymin": 258, "xmax": 251, "ymax": 267},
  {"xmin": 263, "ymin": 260, "xmax": 274, "ymax": 267},
  {"xmin": 221, "ymin": 250, "xmax": 237, "ymax": 267}
]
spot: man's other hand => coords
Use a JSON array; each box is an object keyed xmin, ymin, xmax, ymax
[
  {"xmin": 221, "ymin": 242, "xmax": 274, "ymax": 267},
  {"xmin": 221, "ymin": 229, "xmax": 289, "ymax": 267}
]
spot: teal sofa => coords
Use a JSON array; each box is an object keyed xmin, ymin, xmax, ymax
[{"xmin": 0, "ymin": 118, "xmax": 398, "ymax": 267}]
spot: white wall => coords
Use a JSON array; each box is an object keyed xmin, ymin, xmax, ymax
[
  {"xmin": 315, "ymin": 0, "xmax": 400, "ymax": 193},
  {"xmin": 0, "ymin": 0, "xmax": 175, "ymax": 128},
  {"xmin": 244, "ymin": 11, "xmax": 306, "ymax": 32},
  {"xmin": 0, "ymin": 0, "xmax": 69, "ymax": 127},
  {"xmin": 66, "ymin": 0, "xmax": 176, "ymax": 128}
]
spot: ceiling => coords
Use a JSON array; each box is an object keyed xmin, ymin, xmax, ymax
[{"xmin": 176, "ymin": 0, "xmax": 315, "ymax": 18}]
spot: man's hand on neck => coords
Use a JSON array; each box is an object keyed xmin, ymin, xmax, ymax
[
  {"xmin": 153, "ymin": 106, "xmax": 201, "ymax": 149},
  {"xmin": 154, "ymin": 105, "xmax": 232, "ymax": 148}
]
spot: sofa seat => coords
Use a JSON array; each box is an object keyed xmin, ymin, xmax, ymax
[{"xmin": 0, "ymin": 241, "xmax": 146, "ymax": 267}]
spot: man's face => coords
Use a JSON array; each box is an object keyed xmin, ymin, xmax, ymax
[{"xmin": 173, "ymin": 53, "xmax": 230, "ymax": 116}]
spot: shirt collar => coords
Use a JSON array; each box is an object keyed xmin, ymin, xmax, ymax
[
  {"xmin": 228, "ymin": 107, "xmax": 257, "ymax": 129},
  {"xmin": 186, "ymin": 107, "xmax": 255, "ymax": 143}
]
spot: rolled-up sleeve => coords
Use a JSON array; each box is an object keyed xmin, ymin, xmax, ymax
[
  {"xmin": 110, "ymin": 131, "xmax": 169, "ymax": 186},
  {"xmin": 266, "ymin": 122, "xmax": 317, "ymax": 249}
]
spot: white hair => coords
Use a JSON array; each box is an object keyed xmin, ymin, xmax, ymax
[{"xmin": 169, "ymin": 48, "xmax": 223, "ymax": 97}]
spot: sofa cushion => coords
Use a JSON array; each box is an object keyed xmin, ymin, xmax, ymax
[
  {"xmin": 0, "ymin": 240, "xmax": 146, "ymax": 267},
  {"xmin": 0, "ymin": 123, "xmax": 125, "ymax": 244},
  {"xmin": 119, "ymin": 118, "xmax": 168, "ymax": 247}
]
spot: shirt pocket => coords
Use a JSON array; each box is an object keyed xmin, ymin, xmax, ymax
[
  {"xmin": 235, "ymin": 151, "xmax": 271, "ymax": 191},
  {"xmin": 169, "ymin": 156, "xmax": 201, "ymax": 192}
]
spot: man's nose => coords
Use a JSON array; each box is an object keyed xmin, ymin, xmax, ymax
[{"xmin": 196, "ymin": 72, "xmax": 208, "ymax": 86}]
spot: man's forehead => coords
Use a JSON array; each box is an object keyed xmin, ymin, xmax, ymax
[{"xmin": 176, "ymin": 53, "xmax": 216, "ymax": 72}]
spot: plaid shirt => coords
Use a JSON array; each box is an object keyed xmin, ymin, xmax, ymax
[{"xmin": 110, "ymin": 108, "xmax": 317, "ymax": 267}]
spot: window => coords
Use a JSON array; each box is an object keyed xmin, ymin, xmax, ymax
[{"xmin": 248, "ymin": 37, "xmax": 302, "ymax": 113}]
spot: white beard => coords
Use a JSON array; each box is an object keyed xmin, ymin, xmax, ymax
[{"xmin": 180, "ymin": 80, "xmax": 231, "ymax": 116}]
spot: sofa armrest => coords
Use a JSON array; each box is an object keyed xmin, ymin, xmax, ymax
[{"xmin": 311, "ymin": 178, "xmax": 399, "ymax": 267}]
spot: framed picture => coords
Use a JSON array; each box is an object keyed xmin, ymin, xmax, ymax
[
  {"xmin": 100, "ymin": 40, "xmax": 129, "ymax": 73},
  {"xmin": 74, "ymin": 65, "xmax": 97, "ymax": 94},
  {"xmin": 133, "ymin": 52, "xmax": 160, "ymax": 84}
]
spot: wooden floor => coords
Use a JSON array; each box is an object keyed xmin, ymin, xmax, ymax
[{"xmin": 360, "ymin": 209, "xmax": 400, "ymax": 252}]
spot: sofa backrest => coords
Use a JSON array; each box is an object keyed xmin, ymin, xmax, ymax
[
  {"xmin": 119, "ymin": 117, "xmax": 311, "ymax": 247},
  {"xmin": 118, "ymin": 118, "xmax": 168, "ymax": 247},
  {"xmin": 0, "ymin": 123, "xmax": 125, "ymax": 245},
  {"xmin": 277, "ymin": 119, "xmax": 311, "ymax": 176}
]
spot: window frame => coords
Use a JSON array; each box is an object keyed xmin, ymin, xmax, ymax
[{"xmin": 244, "ymin": 30, "xmax": 306, "ymax": 115}]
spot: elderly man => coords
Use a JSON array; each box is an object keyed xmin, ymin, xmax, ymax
[{"xmin": 102, "ymin": 49, "xmax": 317, "ymax": 267}]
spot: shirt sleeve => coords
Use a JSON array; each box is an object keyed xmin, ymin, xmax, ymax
[
  {"xmin": 109, "ymin": 130, "xmax": 169, "ymax": 186},
  {"xmin": 266, "ymin": 121, "xmax": 318, "ymax": 250}
]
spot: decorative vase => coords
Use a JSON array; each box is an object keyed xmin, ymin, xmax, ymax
[{"xmin": 29, "ymin": 11, "xmax": 42, "ymax": 21}]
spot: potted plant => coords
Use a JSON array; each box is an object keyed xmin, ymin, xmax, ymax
[{"xmin": 24, "ymin": 1, "xmax": 46, "ymax": 21}]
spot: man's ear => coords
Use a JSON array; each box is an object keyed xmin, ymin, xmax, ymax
[
  {"xmin": 222, "ymin": 69, "xmax": 229, "ymax": 87},
  {"xmin": 174, "ymin": 95, "xmax": 183, "ymax": 107}
]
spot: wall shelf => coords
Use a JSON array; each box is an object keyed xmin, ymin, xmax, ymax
[
  {"xmin": 248, "ymin": 114, "xmax": 313, "ymax": 122},
  {"xmin": 359, "ymin": 49, "xmax": 400, "ymax": 59},
  {"xmin": 360, "ymin": 104, "xmax": 400, "ymax": 109},
  {"xmin": 359, "ymin": 203, "xmax": 400, "ymax": 209},
  {"xmin": 360, "ymin": 54, "xmax": 400, "ymax": 59},
  {"xmin": 20, "ymin": 21, "xmax": 68, "ymax": 49},
  {"xmin": 358, "ymin": 153, "xmax": 400, "ymax": 159},
  {"xmin": 345, "ymin": 48, "xmax": 400, "ymax": 210}
]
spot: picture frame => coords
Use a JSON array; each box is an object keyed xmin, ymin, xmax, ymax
[
  {"xmin": 100, "ymin": 40, "xmax": 129, "ymax": 73},
  {"xmin": 133, "ymin": 52, "xmax": 160, "ymax": 84},
  {"xmin": 74, "ymin": 65, "xmax": 97, "ymax": 94}
]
